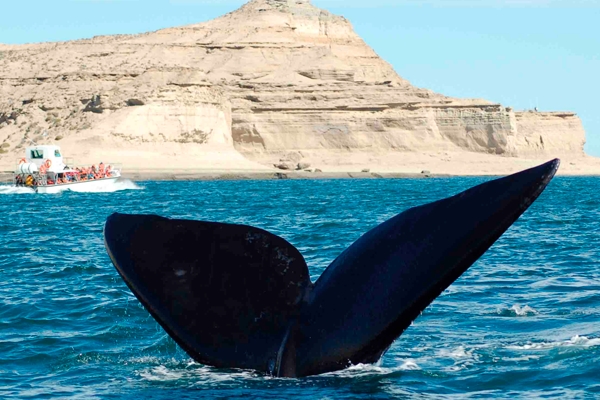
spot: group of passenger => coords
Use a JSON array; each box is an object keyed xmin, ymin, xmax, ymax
[
  {"xmin": 76, "ymin": 162, "xmax": 114, "ymax": 181},
  {"xmin": 40, "ymin": 162, "xmax": 114, "ymax": 185},
  {"xmin": 47, "ymin": 162, "xmax": 115, "ymax": 185},
  {"xmin": 16, "ymin": 161, "xmax": 117, "ymax": 187}
]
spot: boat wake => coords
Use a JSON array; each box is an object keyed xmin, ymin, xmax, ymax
[
  {"xmin": 0, "ymin": 179, "xmax": 142, "ymax": 195},
  {"xmin": 0, "ymin": 185, "xmax": 34, "ymax": 195}
]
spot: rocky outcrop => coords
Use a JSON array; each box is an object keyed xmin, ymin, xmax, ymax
[{"xmin": 0, "ymin": 0, "xmax": 587, "ymax": 171}]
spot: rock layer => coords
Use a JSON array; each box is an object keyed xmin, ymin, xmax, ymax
[{"xmin": 0, "ymin": 0, "xmax": 587, "ymax": 171}]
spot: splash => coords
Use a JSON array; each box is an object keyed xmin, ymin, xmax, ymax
[
  {"xmin": 137, "ymin": 362, "xmax": 256, "ymax": 384},
  {"xmin": 0, "ymin": 185, "xmax": 34, "ymax": 195},
  {"xmin": 497, "ymin": 304, "xmax": 539, "ymax": 317},
  {"xmin": 0, "ymin": 179, "xmax": 142, "ymax": 195},
  {"xmin": 319, "ymin": 360, "xmax": 420, "ymax": 378}
]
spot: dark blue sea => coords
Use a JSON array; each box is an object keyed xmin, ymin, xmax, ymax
[{"xmin": 1, "ymin": 176, "xmax": 599, "ymax": 399}]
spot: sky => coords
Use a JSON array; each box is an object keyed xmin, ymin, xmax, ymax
[{"xmin": 1, "ymin": 0, "xmax": 599, "ymax": 156}]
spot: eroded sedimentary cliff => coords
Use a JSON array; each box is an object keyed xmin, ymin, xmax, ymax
[{"xmin": 0, "ymin": 0, "xmax": 587, "ymax": 171}]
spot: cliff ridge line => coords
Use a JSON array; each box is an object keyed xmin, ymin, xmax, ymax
[{"xmin": 0, "ymin": 0, "xmax": 587, "ymax": 172}]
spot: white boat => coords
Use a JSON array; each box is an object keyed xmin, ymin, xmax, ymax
[{"xmin": 13, "ymin": 145, "xmax": 122, "ymax": 194}]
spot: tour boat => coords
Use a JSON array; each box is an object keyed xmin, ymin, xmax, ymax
[{"xmin": 14, "ymin": 145, "xmax": 122, "ymax": 194}]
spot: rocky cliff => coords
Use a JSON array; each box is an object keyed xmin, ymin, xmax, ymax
[{"xmin": 0, "ymin": 0, "xmax": 587, "ymax": 172}]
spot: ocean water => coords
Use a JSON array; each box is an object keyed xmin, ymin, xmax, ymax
[{"xmin": 0, "ymin": 176, "xmax": 599, "ymax": 399}]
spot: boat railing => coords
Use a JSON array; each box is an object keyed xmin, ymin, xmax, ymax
[
  {"xmin": 106, "ymin": 162, "xmax": 122, "ymax": 172},
  {"xmin": 68, "ymin": 162, "xmax": 121, "ymax": 175},
  {"xmin": 98, "ymin": 162, "xmax": 122, "ymax": 177},
  {"xmin": 12, "ymin": 172, "xmax": 42, "ymax": 188},
  {"xmin": 13, "ymin": 160, "xmax": 123, "ymax": 187},
  {"xmin": 36, "ymin": 173, "xmax": 47, "ymax": 186}
]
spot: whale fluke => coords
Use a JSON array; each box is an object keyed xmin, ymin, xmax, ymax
[
  {"xmin": 104, "ymin": 159, "xmax": 559, "ymax": 377},
  {"xmin": 104, "ymin": 215, "xmax": 312, "ymax": 373}
]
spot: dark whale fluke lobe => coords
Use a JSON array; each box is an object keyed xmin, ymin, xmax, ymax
[{"xmin": 104, "ymin": 159, "xmax": 559, "ymax": 377}]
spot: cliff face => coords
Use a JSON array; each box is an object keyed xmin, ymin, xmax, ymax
[{"xmin": 0, "ymin": 0, "xmax": 586, "ymax": 170}]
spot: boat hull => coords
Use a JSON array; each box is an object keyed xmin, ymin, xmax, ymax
[{"xmin": 35, "ymin": 177, "xmax": 121, "ymax": 194}]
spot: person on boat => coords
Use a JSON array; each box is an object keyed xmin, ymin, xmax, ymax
[
  {"xmin": 98, "ymin": 162, "xmax": 105, "ymax": 178},
  {"xmin": 25, "ymin": 175, "xmax": 34, "ymax": 187},
  {"xmin": 15, "ymin": 175, "xmax": 23, "ymax": 186},
  {"xmin": 88, "ymin": 166, "xmax": 95, "ymax": 180},
  {"xmin": 105, "ymin": 165, "xmax": 112, "ymax": 177}
]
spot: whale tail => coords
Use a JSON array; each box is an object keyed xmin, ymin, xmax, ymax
[{"xmin": 104, "ymin": 159, "xmax": 559, "ymax": 377}]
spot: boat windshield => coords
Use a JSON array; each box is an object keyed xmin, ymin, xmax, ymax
[
  {"xmin": 55, "ymin": 149, "xmax": 61, "ymax": 157},
  {"xmin": 31, "ymin": 149, "xmax": 44, "ymax": 159}
]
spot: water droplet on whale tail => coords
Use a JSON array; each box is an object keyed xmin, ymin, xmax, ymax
[{"xmin": 104, "ymin": 159, "xmax": 559, "ymax": 378}]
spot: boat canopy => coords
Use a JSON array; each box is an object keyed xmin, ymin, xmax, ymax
[{"xmin": 25, "ymin": 145, "xmax": 66, "ymax": 172}]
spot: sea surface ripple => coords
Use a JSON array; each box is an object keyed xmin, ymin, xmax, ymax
[{"xmin": 0, "ymin": 176, "xmax": 599, "ymax": 398}]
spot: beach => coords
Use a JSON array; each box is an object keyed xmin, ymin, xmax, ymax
[{"xmin": 3, "ymin": 150, "xmax": 599, "ymax": 182}]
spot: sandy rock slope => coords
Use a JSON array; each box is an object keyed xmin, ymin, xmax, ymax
[{"xmin": 0, "ymin": 0, "xmax": 591, "ymax": 174}]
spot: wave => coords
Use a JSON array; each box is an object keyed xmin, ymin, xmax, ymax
[
  {"xmin": 0, "ymin": 185, "xmax": 34, "ymax": 195},
  {"xmin": 137, "ymin": 359, "xmax": 422, "ymax": 384},
  {"xmin": 496, "ymin": 304, "xmax": 539, "ymax": 317},
  {"xmin": 137, "ymin": 362, "xmax": 257, "ymax": 384},
  {"xmin": 0, "ymin": 179, "xmax": 142, "ymax": 195},
  {"xmin": 507, "ymin": 335, "xmax": 600, "ymax": 351},
  {"xmin": 438, "ymin": 346, "xmax": 475, "ymax": 359},
  {"xmin": 319, "ymin": 359, "xmax": 421, "ymax": 379}
]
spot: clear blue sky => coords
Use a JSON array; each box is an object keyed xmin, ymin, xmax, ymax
[{"xmin": 2, "ymin": 0, "xmax": 598, "ymax": 156}]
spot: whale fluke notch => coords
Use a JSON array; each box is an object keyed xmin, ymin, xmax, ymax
[{"xmin": 104, "ymin": 159, "xmax": 560, "ymax": 377}]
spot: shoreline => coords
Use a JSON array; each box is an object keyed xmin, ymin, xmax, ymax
[
  {"xmin": 4, "ymin": 150, "xmax": 600, "ymax": 181},
  {"xmin": 119, "ymin": 170, "xmax": 450, "ymax": 181},
  {"xmin": 4, "ymin": 153, "xmax": 600, "ymax": 182},
  {"xmin": 117, "ymin": 169, "xmax": 600, "ymax": 181},
  {"xmin": 3, "ymin": 168, "xmax": 600, "ymax": 182}
]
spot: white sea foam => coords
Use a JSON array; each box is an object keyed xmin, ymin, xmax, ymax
[
  {"xmin": 503, "ymin": 355, "xmax": 542, "ymax": 362},
  {"xmin": 507, "ymin": 335, "xmax": 600, "ymax": 351},
  {"xmin": 140, "ymin": 359, "xmax": 423, "ymax": 383},
  {"xmin": 437, "ymin": 345, "xmax": 480, "ymax": 372},
  {"xmin": 399, "ymin": 359, "xmax": 421, "ymax": 371},
  {"xmin": 139, "ymin": 365, "xmax": 186, "ymax": 382},
  {"xmin": 497, "ymin": 304, "xmax": 539, "ymax": 317},
  {"xmin": 136, "ymin": 360, "xmax": 256, "ymax": 384},
  {"xmin": 66, "ymin": 179, "xmax": 143, "ymax": 193},
  {"xmin": 320, "ymin": 359, "xmax": 421, "ymax": 378},
  {"xmin": 0, "ymin": 179, "xmax": 142, "ymax": 195},
  {"xmin": 439, "ymin": 346, "xmax": 474, "ymax": 359},
  {"xmin": 0, "ymin": 185, "xmax": 34, "ymax": 195},
  {"xmin": 512, "ymin": 305, "xmax": 538, "ymax": 316}
]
